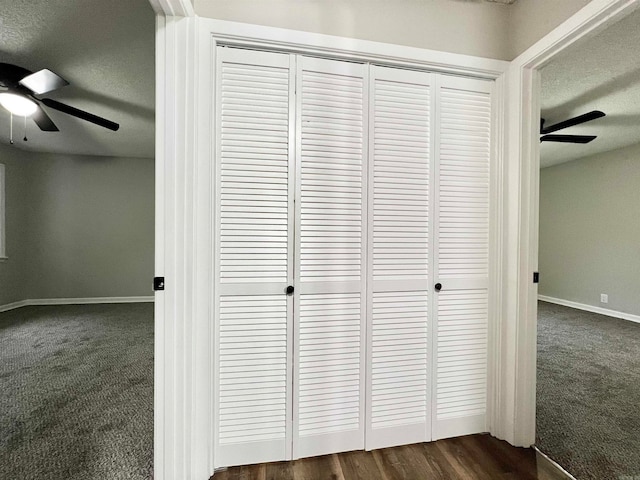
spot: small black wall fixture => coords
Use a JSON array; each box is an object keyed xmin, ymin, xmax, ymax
[{"xmin": 154, "ymin": 277, "xmax": 165, "ymax": 291}]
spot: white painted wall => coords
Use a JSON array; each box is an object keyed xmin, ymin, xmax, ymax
[
  {"xmin": 193, "ymin": 0, "xmax": 601, "ymax": 61},
  {"xmin": 0, "ymin": 147, "xmax": 155, "ymax": 306},
  {"xmin": 194, "ymin": 0, "xmax": 512, "ymax": 60},
  {"xmin": 539, "ymin": 142, "xmax": 640, "ymax": 317},
  {"xmin": 509, "ymin": 0, "xmax": 593, "ymax": 58}
]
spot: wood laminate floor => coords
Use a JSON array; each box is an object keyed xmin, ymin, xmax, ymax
[{"xmin": 212, "ymin": 434, "xmax": 570, "ymax": 480}]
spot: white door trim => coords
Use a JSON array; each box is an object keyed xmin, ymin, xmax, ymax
[
  {"xmin": 155, "ymin": 13, "xmax": 215, "ymax": 480},
  {"xmin": 148, "ymin": 0, "xmax": 194, "ymax": 17},
  {"xmin": 503, "ymin": 0, "xmax": 640, "ymax": 447},
  {"xmin": 159, "ymin": 16, "xmax": 508, "ymax": 478}
]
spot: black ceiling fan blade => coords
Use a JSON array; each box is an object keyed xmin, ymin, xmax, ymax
[
  {"xmin": 41, "ymin": 98, "xmax": 119, "ymax": 131},
  {"xmin": 0, "ymin": 63, "xmax": 33, "ymax": 88},
  {"xmin": 32, "ymin": 105, "xmax": 59, "ymax": 131},
  {"xmin": 541, "ymin": 110, "xmax": 605, "ymax": 134},
  {"xmin": 20, "ymin": 68, "xmax": 69, "ymax": 94},
  {"xmin": 540, "ymin": 134, "xmax": 597, "ymax": 144}
]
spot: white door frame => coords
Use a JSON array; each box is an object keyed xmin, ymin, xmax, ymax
[
  {"xmin": 153, "ymin": 11, "xmax": 215, "ymax": 480},
  {"xmin": 149, "ymin": 0, "xmax": 640, "ymax": 476},
  {"xmin": 502, "ymin": 0, "xmax": 640, "ymax": 447},
  {"xmin": 155, "ymin": 16, "xmax": 507, "ymax": 477}
]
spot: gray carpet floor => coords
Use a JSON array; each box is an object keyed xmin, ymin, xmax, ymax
[
  {"xmin": 0, "ymin": 303, "xmax": 153, "ymax": 480},
  {"xmin": 537, "ymin": 301, "xmax": 640, "ymax": 480}
]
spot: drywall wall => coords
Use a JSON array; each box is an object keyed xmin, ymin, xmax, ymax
[
  {"xmin": 509, "ymin": 0, "xmax": 593, "ymax": 59},
  {"xmin": 194, "ymin": 0, "xmax": 512, "ymax": 60},
  {"xmin": 539, "ymin": 142, "xmax": 640, "ymax": 316},
  {"xmin": 0, "ymin": 144, "xmax": 29, "ymax": 306},
  {"xmin": 22, "ymin": 153, "xmax": 155, "ymax": 300},
  {"xmin": 0, "ymin": 148, "xmax": 154, "ymax": 306}
]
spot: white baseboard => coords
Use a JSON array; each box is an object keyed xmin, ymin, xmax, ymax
[
  {"xmin": 538, "ymin": 295, "xmax": 640, "ymax": 324},
  {"xmin": 0, "ymin": 300, "xmax": 29, "ymax": 313},
  {"xmin": 0, "ymin": 296, "xmax": 154, "ymax": 313}
]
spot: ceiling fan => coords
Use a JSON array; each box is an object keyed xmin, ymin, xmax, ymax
[
  {"xmin": 540, "ymin": 110, "xmax": 605, "ymax": 144},
  {"xmin": 0, "ymin": 62, "xmax": 119, "ymax": 134}
]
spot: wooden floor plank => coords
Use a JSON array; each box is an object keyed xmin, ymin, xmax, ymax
[
  {"xmin": 265, "ymin": 460, "xmax": 293, "ymax": 480},
  {"xmin": 455, "ymin": 435, "xmax": 521, "ymax": 479},
  {"xmin": 375, "ymin": 443, "xmax": 449, "ymax": 480},
  {"xmin": 213, "ymin": 464, "xmax": 266, "ymax": 480},
  {"xmin": 291, "ymin": 454, "xmax": 343, "ymax": 480},
  {"xmin": 211, "ymin": 434, "xmax": 563, "ymax": 480},
  {"xmin": 414, "ymin": 442, "xmax": 459, "ymax": 480},
  {"xmin": 451, "ymin": 435, "xmax": 518, "ymax": 480},
  {"xmin": 338, "ymin": 450, "xmax": 385, "ymax": 480}
]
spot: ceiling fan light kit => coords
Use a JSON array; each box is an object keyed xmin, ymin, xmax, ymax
[{"xmin": 0, "ymin": 92, "xmax": 37, "ymax": 117}]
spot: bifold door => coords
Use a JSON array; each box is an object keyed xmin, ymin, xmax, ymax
[
  {"xmin": 214, "ymin": 48, "xmax": 296, "ymax": 467},
  {"xmin": 432, "ymin": 75, "xmax": 492, "ymax": 440},
  {"xmin": 366, "ymin": 66, "xmax": 433, "ymax": 450},
  {"xmin": 214, "ymin": 46, "xmax": 493, "ymax": 469},
  {"xmin": 293, "ymin": 56, "xmax": 368, "ymax": 459}
]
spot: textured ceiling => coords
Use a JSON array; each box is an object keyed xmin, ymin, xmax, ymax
[
  {"xmin": 540, "ymin": 7, "xmax": 640, "ymax": 168},
  {"xmin": 0, "ymin": 0, "xmax": 155, "ymax": 158}
]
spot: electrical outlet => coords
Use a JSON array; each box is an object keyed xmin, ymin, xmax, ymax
[{"xmin": 600, "ymin": 294, "xmax": 608, "ymax": 304}]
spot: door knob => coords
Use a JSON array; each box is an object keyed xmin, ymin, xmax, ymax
[
  {"xmin": 434, "ymin": 283, "xmax": 442, "ymax": 292},
  {"xmin": 286, "ymin": 285, "xmax": 294, "ymax": 295}
]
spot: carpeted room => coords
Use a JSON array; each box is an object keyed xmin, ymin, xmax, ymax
[
  {"xmin": 0, "ymin": 153, "xmax": 155, "ymax": 480},
  {"xmin": 0, "ymin": 0, "xmax": 156, "ymax": 478},
  {"xmin": 537, "ymin": 8, "xmax": 640, "ymax": 479}
]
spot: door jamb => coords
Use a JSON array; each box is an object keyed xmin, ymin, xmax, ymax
[{"xmin": 503, "ymin": 0, "xmax": 640, "ymax": 447}]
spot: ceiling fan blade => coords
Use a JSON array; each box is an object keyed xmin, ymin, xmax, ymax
[
  {"xmin": 541, "ymin": 110, "xmax": 605, "ymax": 134},
  {"xmin": 32, "ymin": 105, "xmax": 59, "ymax": 131},
  {"xmin": 41, "ymin": 98, "xmax": 119, "ymax": 131},
  {"xmin": 540, "ymin": 134, "xmax": 597, "ymax": 144},
  {"xmin": 19, "ymin": 69, "xmax": 69, "ymax": 94},
  {"xmin": 0, "ymin": 63, "xmax": 33, "ymax": 88}
]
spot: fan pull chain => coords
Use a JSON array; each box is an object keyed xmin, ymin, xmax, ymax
[
  {"xmin": 23, "ymin": 115, "xmax": 28, "ymax": 142},
  {"xmin": 9, "ymin": 113, "xmax": 13, "ymax": 144}
]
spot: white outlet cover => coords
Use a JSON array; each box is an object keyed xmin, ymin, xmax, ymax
[{"xmin": 600, "ymin": 294, "xmax": 608, "ymax": 303}]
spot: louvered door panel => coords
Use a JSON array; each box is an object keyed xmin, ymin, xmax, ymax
[
  {"xmin": 433, "ymin": 75, "xmax": 492, "ymax": 440},
  {"xmin": 366, "ymin": 66, "xmax": 433, "ymax": 450},
  {"xmin": 215, "ymin": 47, "xmax": 295, "ymax": 467},
  {"xmin": 219, "ymin": 295, "xmax": 288, "ymax": 443},
  {"xmin": 294, "ymin": 56, "xmax": 367, "ymax": 459},
  {"xmin": 219, "ymin": 53, "xmax": 291, "ymax": 285},
  {"xmin": 298, "ymin": 293, "xmax": 361, "ymax": 436},
  {"xmin": 436, "ymin": 290, "xmax": 488, "ymax": 420}
]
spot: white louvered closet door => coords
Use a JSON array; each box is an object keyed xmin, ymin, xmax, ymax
[
  {"xmin": 432, "ymin": 75, "xmax": 492, "ymax": 440},
  {"xmin": 366, "ymin": 66, "xmax": 434, "ymax": 450},
  {"xmin": 214, "ymin": 47, "xmax": 296, "ymax": 467},
  {"xmin": 293, "ymin": 56, "xmax": 368, "ymax": 459}
]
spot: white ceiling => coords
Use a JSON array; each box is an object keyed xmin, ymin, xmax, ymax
[
  {"xmin": 0, "ymin": 0, "xmax": 155, "ymax": 159},
  {"xmin": 540, "ymin": 7, "xmax": 640, "ymax": 168}
]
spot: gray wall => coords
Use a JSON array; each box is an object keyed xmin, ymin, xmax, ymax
[
  {"xmin": 195, "ymin": 0, "xmax": 513, "ymax": 60},
  {"xmin": 0, "ymin": 147, "xmax": 154, "ymax": 305},
  {"xmin": 0, "ymin": 144, "xmax": 29, "ymax": 306},
  {"xmin": 509, "ymin": 0, "xmax": 592, "ymax": 59},
  {"xmin": 195, "ymin": 0, "xmax": 596, "ymax": 61},
  {"xmin": 539, "ymin": 143, "xmax": 640, "ymax": 316}
]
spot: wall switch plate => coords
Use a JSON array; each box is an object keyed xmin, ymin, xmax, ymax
[{"xmin": 600, "ymin": 294, "xmax": 608, "ymax": 304}]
